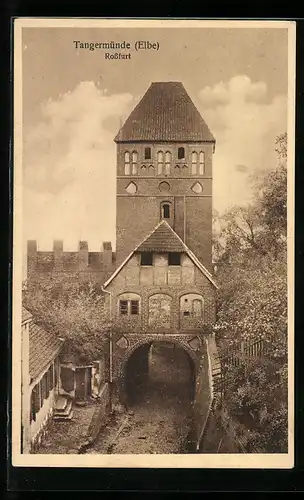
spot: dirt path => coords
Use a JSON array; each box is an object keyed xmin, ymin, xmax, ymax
[
  {"xmin": 89, "ymin": 384, "xmax": 192, "ymax": 454},
  {"xmin": 88, "ymin": 345, "xmax": 193, "ymax": 454}
]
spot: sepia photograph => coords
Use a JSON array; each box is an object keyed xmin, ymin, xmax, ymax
[{"xmin": 12, "ymin": 19, "xmax": 295, "ymax": 468}]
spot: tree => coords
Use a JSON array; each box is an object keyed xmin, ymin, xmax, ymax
[
  {"xmin": 213, "ymin": 133, "xmax": 288, "ymax": 453},
  {"xmin": 23, "ymin": 277, "xmax": 111, "ymax": 364},
  {"xmin": 252, "ymin": 132, "xmax": 287, "ymax": 251},
  {"xmin": 214, "ymin": 133, "xmax": 287, "ymax": 267}
]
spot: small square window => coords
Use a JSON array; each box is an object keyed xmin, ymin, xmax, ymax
[
  {"xmin": 141, "ymin": 252, "xmax": 153, "ymax": 266},
  {"xmin": 168, "ymin": 252, "xmax": 181, "ymax": 266},
  {"xmin": 131, "ymin": 300, "xmax": 139, "ymax": 315},
  {"xmin": 119, "ymin": 300, "xmax": 128, "ymax": 315},
  {"xmin": 183, "ymin": 311, "xmax": 190, "ymax": 317}
]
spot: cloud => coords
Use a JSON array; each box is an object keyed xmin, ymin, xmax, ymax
[
  {"xmin": 23, "ymin": 76, "xmax": 287, "ymax": 276},
  {"xmin": 198, "ymin": 75, "xmax": 287, "ymax": 214},
  {"xmin": 23, "ymin": 81, "xmax": 134, "ymax": 253},
  {"xmin": 199, "ymin": 75, "xmax": 268, "ymax": 107}
]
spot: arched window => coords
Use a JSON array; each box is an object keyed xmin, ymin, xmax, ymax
[
  {"xmin": 141, "ymin": 164, "xmax": 147, "ymax": 173},
  {"xmin": 157, "ymin": 151, "xmax": 163, "ymax": 175},
  {"xmin": 124, "ymin": 151, "xmax": 130, "ymax": 175},
  {"xmin": 144, "ymin": 147, "xmax": 152, "ymax": 160},
  {"xmin": 180, "ymin": 293, "xmax": 204, "ymax": 323},
  {"xmin": 178, "ymin": 147, "xmax": 185, "ymax": 160},
  {"xmin": 161, "ymin": 202, "xmax": 171, "ymax": 219},
  {"xmin": 182, "ymin": 164, "xmax": 188, "ymax": 175},
  {"xmin": 149, "ymin": 293, "xmax": 172, "ymax": 328},
  {"xmin": 148, "ymin": 165, "xmax": 155, "ymax": 176},
  {"xmin": 118, "ymin": 292, "xmax": 141, "ymax": 316},
  {"xmin": 199, "ymin": 151, "xmax": 205, "ymax": 175},
  {"xmin": 165, "ymin": 151, "xmax": 171, "ymax": 176},
  {"xmin": 191, "ymin": 152, "xmax": 197, "ymax": 175},
  {"xmin": 132, "ymin": 151, "xmax": 138, "ymax": 175}
]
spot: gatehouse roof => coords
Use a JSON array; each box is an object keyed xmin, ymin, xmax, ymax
[
  {"xmin": 114, "ymin": 82, "xmax": 216, "ymax": 143},
  {"xmin": 103, "ymin": 220, "xmax": 218, "ymax": 289},
  {"xmin": 137, "ymin": 221, "xmax": 186, "ymax": 253}
]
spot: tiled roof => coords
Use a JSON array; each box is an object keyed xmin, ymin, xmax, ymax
[
  {"xmin": 22, "ymin": 306, "xmax": 32, "ymax": 323},
  {"xmin": 29, "ymin": 322, "xmax": 64, "ymax": 381},
  {"xmin": 103, "ymin": 220, "xmax": 218, "ymax": 289},
  {"xmin": 115, "ymin": 82, "xmax": 215, "ymax": 143},
  {"xmin": 137, "ymin": 221, "xmax": 186, "ymax": 253}
]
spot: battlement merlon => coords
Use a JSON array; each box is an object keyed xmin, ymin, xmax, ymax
[{"xmin": 26, "ymin": 240, "xmax": 116, "ymax": 277}]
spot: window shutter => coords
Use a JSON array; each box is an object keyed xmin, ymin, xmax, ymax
[
  {"xmin": 131, "ymin": 300, "xmax": 139, "ymax": 315},
  {"xmin": 119, "ymin": 300, "xmax": 128, "ymax": 315}
]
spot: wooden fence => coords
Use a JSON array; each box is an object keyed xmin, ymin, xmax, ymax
[
  {"xmin": 199, "ymin": 336, "xmax": 271, "ymax": 453},
  {"xmin": 212, "ymin": 337, "xmax": 269, "ymax": 397}
]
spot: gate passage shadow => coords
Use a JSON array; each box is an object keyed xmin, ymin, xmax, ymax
[{"xmin": 124, "ymin": 342, "xmax": 196, "ymax": 409}]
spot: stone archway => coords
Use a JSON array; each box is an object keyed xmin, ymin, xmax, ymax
[{"xmin": 118, "ymin": 337, "xmax": 198, "ymax": 407}]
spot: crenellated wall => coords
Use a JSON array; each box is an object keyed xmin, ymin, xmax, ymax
[{"xmin": 27, "ymin": 240, "xmax": 116, "ymax": 286}]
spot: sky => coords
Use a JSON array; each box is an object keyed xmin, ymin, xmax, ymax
[{"xmin": 21, "ymin": 26, "xmax": 289, "ymax": 255}]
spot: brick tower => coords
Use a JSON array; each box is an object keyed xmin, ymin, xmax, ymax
[{"xmin": 115, "ymin": 82, "xmax": 215, "ymax": 272}]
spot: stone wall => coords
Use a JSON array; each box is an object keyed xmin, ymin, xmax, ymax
[
  {"xmin": 192, "ymin": 337, "xmax": 212, "ymax": 447},
  {"xmin": 85, "ymin": 383, "xmax": 111, "ymax": 444},
  {"xmin": 195, "ymin": 334, "xmax": 222, "ymax": 451}
]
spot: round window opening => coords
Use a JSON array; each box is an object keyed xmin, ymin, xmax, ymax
[{"xmin": 159, "ymin": 181, "xmax": 170, "ymax": 193}]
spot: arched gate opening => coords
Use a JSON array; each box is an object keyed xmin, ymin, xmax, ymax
[{"xmin": 122, "ymin": 341, "xmax": 196, "ymax": 409}]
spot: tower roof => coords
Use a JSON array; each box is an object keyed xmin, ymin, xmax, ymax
[{"xmin": 115, "ymin": 82, "xmax": 215, "ymax": 143}]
